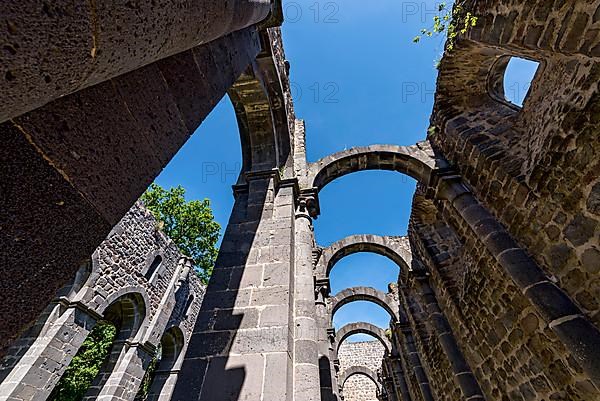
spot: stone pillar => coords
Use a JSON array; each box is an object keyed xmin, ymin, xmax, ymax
[
  {"xmin": 0, "ymin": 305, "xmax": 97, "ymax": 401},
  {"xmin": 389, "ymin": 357, "xmax": 413, "ymax": 401},
  {"xmin": 1, "ymin": 0, "xmax": 277, "ymax": 122},
  {"xmin": 82, "ymin": 338, "xmax": 130, "ymax": 400},
  {"xmin": 435, "ymin": 173, "xmax": 600, "ymax": 389},
  {"xmin": 95, "ymin": 343, "xmax": 156, "ymax": 401},
  {"xmin": 293, "ymin": 195, "xmax": 321, "ymax": 401},
  {"xmin": 413, "ymin": 272, "xmax": 485, "ymax": 401},
  {"xmin": 397, "ymin": 324, "xmax": 435, "ymax": 401},
  {"xmin": 172, "ymin": 172, "xmax": 296, "ymax": 401},
  {"xmin": 1, "ymin": 24, "xmax": 266, "ymax": 359},
  {"xmin": 146, "ymin": 368, "xmax": 179, "ymax": 401},
  {"xmin": 314, "ymin": 277, "xmax": 338, "ymax": 401}
]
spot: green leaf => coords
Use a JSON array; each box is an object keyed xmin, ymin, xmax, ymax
[{"xmin": 140, "ymin": 183, "xmax": 221, "ymax": 284}]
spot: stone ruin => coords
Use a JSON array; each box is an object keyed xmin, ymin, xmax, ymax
[{"xmin": 2, "ymin": 0, "xmax": 600, "ymax": 400}]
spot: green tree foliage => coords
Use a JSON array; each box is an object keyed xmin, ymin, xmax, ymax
[
  {"xmin": 140, "ymin": 183, "xmax": 221, "ymax": 284},
  {"xmin": 413, "ymin": 1, "xmax": 478, "ymax": 62},
  {"xmin": 48, "ymin": 321, "xmax": 117, "ymax": 401}
]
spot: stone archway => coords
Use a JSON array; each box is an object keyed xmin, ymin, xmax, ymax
[
  {"xmin": 340, "ymin": 365, "xmax": 381, "ymax": 393},
  {"xmin": 307, "ymin": 143, "xmax": 447, "ymax": 194},
  {"xmin": 330, "ymin": 287, "xmax": 400, "ymax": 324},
  {"xmin": 228, "ymin": 29, "xmax": 294, "ymax": 179},
  {"xmin": 336, "ymin": 322, "xmax": 391, "ymax": 355},
  {"xmin": 144, "ymin": 326, "xmax": 185, "ymax": 401},
  {"xmin": 316, "ymin": 234, "xmax": 412, "ymax": 282}
]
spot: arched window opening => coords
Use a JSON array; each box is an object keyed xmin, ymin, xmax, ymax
[
  {"xmin": 315, "ymin": 170, "xmax": 416, "ymax": 245},
  {"xmin": 137, "ymin": 327, "xmax": 184, "ymax": 401},
  {"xmin": 145, "ymin": 255, "xmax": 162, "ymax": 281},
  {"xmin": 330, "ymin": 253, "xmax": 399, "ymax": 294},
  {"xmin": 48, "ymin": 321, "xmax": 117, "ymax": 401},
  {"xmin": 184, "ymin": 294, "xmax": 195, "ymax": 318},
  {"xmin": 342, "ymin": 373, "xmax": 380, "ymax": 401},
  {"xmin": 503, "ymin": 57, "xmax": 540, "ymax": 107},
  {"xmin": 48, "ymin": 293, "xmax": 146, "ymax": 401}
]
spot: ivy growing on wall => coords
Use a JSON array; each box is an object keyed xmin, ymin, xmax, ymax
[{"xmin": 412, "ymin": 1, "xmax": 478, "ymax": 67}]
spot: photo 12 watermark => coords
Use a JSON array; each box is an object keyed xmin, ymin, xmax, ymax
[
  {"xmin": 400, "ymin": 81, "xmax": 436, "ymax": 103},
  {"xmin": 291, "ymin": 81, "xmax": 340, "ymax": 103},
  {"xmin": 401, "ymin": 1, "xmax": 447, "ymax": 23},
  {"xmin": 284, "ymin": 2, "xmax": 341, "ymax": 23},
  {"xmin": 201, "ymin": 162, "xmax": 242, "ymax": 184}
]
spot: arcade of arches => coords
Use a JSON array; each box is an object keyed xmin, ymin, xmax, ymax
[{"xmin": 2, "ymin": 1, "xmax": 600, "ymax": 400}]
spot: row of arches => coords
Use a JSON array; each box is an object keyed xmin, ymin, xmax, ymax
[{"xmin": 305, "ymin": 148, "xmax": 432, "ymax": 401}]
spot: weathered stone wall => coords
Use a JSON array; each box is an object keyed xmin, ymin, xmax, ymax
[
  {"xmin": 408, "ymin": 187, "xmax": 598, "ymax": 400},
  {"xmin": 0, "ymin": 202, "xmax": 205, "ymax": 401},
  {"xmin": 344, "ymin": 375, "xmax": 378, "ymax": 401},
  {"xmin": 398, "ymin": 276, "xmax": 462, "ymax": 401},
  {"xmin": 389, "ymin": 1, "xmax": 600, "ymax": 400},
  {"xmin": 338, "ymin": 341, "xmax": 384, "ymax": 401},
  {"xmin": 430, "ymin": 0, "xmax": 600, "ymax": 330}
]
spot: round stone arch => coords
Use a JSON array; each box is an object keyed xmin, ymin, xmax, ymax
[
  {"xmin": 228, "ymin": 31, "xmax": 293, "ymax": 180},
  {"xmin": 336, "ymin": 322, "xmax": 391, "ymax": 355},
  {"xmin": 307, "ymin": 143, "xmax": 447, "ymax": 195},
  {"xmin": 95, "ymin": 287, "xmax": 151, "ymax": 342},
  {"xmin": 159, "ymin": 325, "xmax": 186, "ymax": 370},
  {"xmin": 316, "ymin": 234, "xmax": 413, "ymax": 283},
  {"xmin": 330, "ymin": 287, "xmax": 400, "ymax": 324},
  {"xmin": 340, "ymin": 366, "xmax": 381, "ymax": 393}
]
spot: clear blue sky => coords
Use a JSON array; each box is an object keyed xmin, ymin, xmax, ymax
[{"xmin": 155, "ymin": 1, "xmax": 538, "ymax": 342}]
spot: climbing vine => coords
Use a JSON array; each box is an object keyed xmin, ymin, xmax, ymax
[{"xmin": 412, "ymin": 1, "xmax": 478, "ymax": 54}]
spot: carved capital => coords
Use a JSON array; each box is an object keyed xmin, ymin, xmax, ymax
[
  {"xmin": 298, "ymin": 188, "xmax": 320, "ymax": 218},
  {"xmin": 314, "ymin": 276, "xmax": 331, "ymax": 305}
]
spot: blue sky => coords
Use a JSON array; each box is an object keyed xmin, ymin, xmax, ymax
[{"xmin": 155, "ymin": 1, "xmax": 538, "ymax": 342}]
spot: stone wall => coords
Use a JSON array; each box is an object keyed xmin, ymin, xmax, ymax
[
  {"xmin": 338, "ymin": 341, "xmax": 384, "ymax": 401},
  {"xmin": 396, "ymin": 2, "xmax": 600, "ymax": 400},
  {"xmin": 0, "ymin": 202, "xmax": 205, "ymax": 401}
]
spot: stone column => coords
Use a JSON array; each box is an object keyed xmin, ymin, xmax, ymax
[
  {"xmin": 95, "ymin": 343, "xmax": 156, "ymax": 401},
  {"xmin": 389, "ymin": 356, "xmax": 413, "ymax": 401},
  {"xmin": 145, "ymin": 368, "xmax": 180, "ymax": 401},
  {"xmin": 314, "ymin": 277, "xmax": 338, "ymax": 401},
  {"xmin": 172, "ymin": 172, "xmax": 296, "ymax": 401},
  {"xmin": 435, "ymin": 173, "xmax": 600, "ymax": 389},
  {"xmin": 293, "ymin": 195, "xmax": 321, "ymax": 401},
  {"xmin": 0, "ymin": 304, "xmax": 97, "ymax": 401},
  {"xmin": 1, "ymin": 0, "xmax": 277, "ymax": 123},
  {"xmin": 413, "ymin": 272, "xmax": 485, "ymax": 400},
  {"xmin": 397, "ymin": 324, "xmax": 435, "ymax": 401}
]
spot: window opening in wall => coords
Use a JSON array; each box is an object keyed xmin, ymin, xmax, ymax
[
  {"xmin": 48, "ymin": 321, "xmax": 117, "ymax": 401},
  {"xmin": 135, "ymin": 344, "xmax": 162, "ymax": 400},
  {"xmin": 145, "ymin": 255, "xmax": 162, "ymax": 280},
  {"xmin": 503, "ymin": 57, "xmax": 540, "ymax": 107}
]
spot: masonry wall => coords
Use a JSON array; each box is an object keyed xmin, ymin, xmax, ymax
[
  {"xmin": 338, "ymin": 341, "xmax": 384, "ymax": 401},
  {"xmin": 0, "ymin": 202, "xmax": 205, "ymax": 401},
  {"xmin": 430, "ymin": 0, "xmax": 600, "ymax": 330}
]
